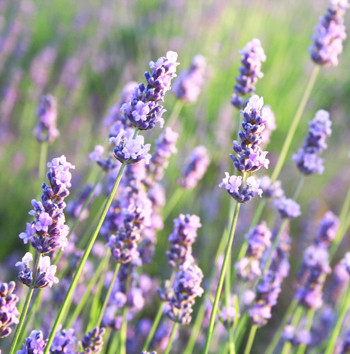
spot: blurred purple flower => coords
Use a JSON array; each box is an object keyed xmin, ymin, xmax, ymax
[{"xmin": 0, "ymin": 281, "xmax": 19, "ymax": 338}]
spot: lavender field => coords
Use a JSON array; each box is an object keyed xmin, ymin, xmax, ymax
[{"xmin": 1, "ymin": 0, "xmax": 350, "ymax": 353}]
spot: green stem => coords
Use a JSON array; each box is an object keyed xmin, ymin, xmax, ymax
[
  {"xmin": 183, "ymin": 223, "xmax": 229, "ymax": 354},
  {"xmin": 166, "ymin": 100, "xmax": 184, "ymax": 127},
  {"xmin": 330, "ymin": 186, "xmax": 350, "ymax": 258},
  {"xmin": 142, "ymin": 303, "xmax": 163, "ymax": 351},
  {"xmin": 44, "ymin": 162, "xmax": 127, "ymax": 353},
  {"xmin": 265, "ymin": 298, "xmax": 298, "ymax": 354},
  {"xmin": 325, "ymin": 284, "xmax": 350, "ymax": 354},
  {"xmin": 38, "ymin": 142, "xmax": 48, "ymax": 183},
  {"xmin": 96, "ymin": 262, "xmax": 121, "ymax": 328},
  {"xmin": 296, "ymin": 309, "xmax": 314, "ymax": 354},
  {"xmin": 203, "ymin": 201, "xmax": 241, "ymax": 354},
  {"xmin": 244, "ymin": 325, "xmax": 258, "ymax": 354},
  {"xmin": 65, "ymin": 253, "xmax": 110, "ymax": 329},
  {"xmin": 270, "ymin": 65, "xmax": 320, "ymax": 182},
  {"xmin": 281, "ymin": 306, "xmax": 304, "ymax": 354},
  {"xmin": 162, "ymin": 189, "xmax": 185, "ymax": 221},
  {"xmin": 54, "ymin": 169, "xmax": 105, "ymax": 266},
  {"xmin": 164, "ymin": 322, "xmax": 179, "ymax": 354},
  {"xmin": 10, "ymin": 253, "xmax": 41, "ymax": 354},
  {"xmin": 120, "ymin": 307, "xmax": 128, "ymax": 354},
  {"xmin": 225, "ymin": 249, "xmax": 235, "ymax": 354}
]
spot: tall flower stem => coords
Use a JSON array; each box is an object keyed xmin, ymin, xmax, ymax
[
  {"xmin": 166, "ymin": 100, "xmax": 184, "ymax": 128},
  {"xmin": 54, "ymin": 168, "xmax": 105, "ymax": 267},
  {"xmin": 10, "ymin": 253, "xmax": 41, "ymax": 354},
  {"xmin": 280, "ymin": 306, "xmax": 304, "ymax": 354},
  {"xmin": 270, "ymin": 65, "xmax": 320, "ymax": 182},
  {"xmin": 120, "ymin": 303, "xmax": 128, "ymax": 354},
  {"xmin": 164, "ymin": 322, "xmax": 179, "ymax": 354},
  {"xmin": 296, "ymin": 309, "xmax": 314, "ymax": 354},
  {"xmin": 65, "ymin": 253, "xmax": 111, "ymax": 329},
  {"xmin": 44, "ymin": 162, "xmax": 127, "ymax": 353},
  {"xmin": 265, "ymin": 298, "xmax": 298, "ymax": 354},
  {"xmin": 183, "ymin": 223, "xmax": 229, "ymax": 354},
  {"xmin": 244, "ymin": 325, "xmax": 258, "ymax": 354},
  {"xmin": 162, "ymin": 189, "xmax": 185, "ymax": 221},
  {"xmin": 203, "ymin": 201, "xmax": 241, "ymax": 354},
  {"xmin": 96, "ymin": 261, "xmax": 121, "ymax": 328},
  {"xmin": 324, "ymin": 284, "xmax": 350, "ymax": 354},
  {"xmin": 38, "ymin": 142, "xmax": 48, "ymax": 183},
  {"xmin": 142, "ymin": 303, "xmax": 163, "ymax": 351}
]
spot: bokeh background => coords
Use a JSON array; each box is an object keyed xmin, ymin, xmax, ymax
[{"xmin": 1, "ymin": 0, "xmax": 350, "ymax": 351}]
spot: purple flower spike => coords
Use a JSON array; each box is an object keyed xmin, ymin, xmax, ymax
[
  {"xmin": 231, "ymin": 39, "xmax": 266, "ymax": 109},
  {"xmin": 35, "ymin": 256, "xmax": 59, "ymax": 288},
  {"xmin": 275, "ymin": 197, "xmax": 301, "ymax": 219},
  {"xmin": 159, "ymin": 261, "xmax": 204, "ymax": 325},
  {"xmin": 122, "ymin": 51, "xmax": 179, "ymax": 130},
  {"xmin": 316, "ymin": 211, "xmax": 340, "ymax": 245},
  {"xmin": 173, "ymin": 54, "xmax": 207, "ymax": 103},
  {"xmin": 231, "ymin": 95, "xmax": 270, "ymax": 173},
  {"xmin": 235, "ymin": 222, "xmax": 272, "ymax": 281},
  {"xmin": 310, "ymin": 0, "xmax": 349, "ymax": 66},
  {"xmin": 19, "ymin": 156, "xmax": 74, "ymax": 255},
  {"xmin": 219, "ymin": 173, "xmax": 262, "ymax": 203},
  {"xmin": 0, "ymin": 281, "xmax": 19, "ymax": 338},
  {"xmin": 292, "ymin": 110, "xmax": 332, "ymax": 175},
  {"xmin": 166, "ymin": 214, "xmax": 202, "ymax": 268},
  {"xmin": 18, "ymin": 330, "xmax": 46, "ymax": 354},
  {"xmin": 148, "ymin": 127, "xmax": 178, "ymax": 181},
  {"xmin": 34, "ymin": 94, "xmax": 59, "ymax": 143},
  {"xmin": 258, "ymin": 176, "xmax": 284, "ymax": 199},
  {"xmin": 50, "ymin": 325, "xmax": 76, "ymax": 353},
  {"xmin": 81, "ymin": 327, "xmax": 106, "ymax": 353},
  {"xmin": 178, "ymin": 145, "xmax": 210, "ymax": 189},
  {"xmin": 110, "ymin": 129, "xmax": 151, "ymax": 165}
]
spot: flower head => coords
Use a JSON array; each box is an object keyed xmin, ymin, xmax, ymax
[
  {"xmin": 275, "ymin": 197, "xmax": 301, "ymax": 219},
  {"xmin": 0, "ymin": 281, "xmax": 19, "ymax": 338}
]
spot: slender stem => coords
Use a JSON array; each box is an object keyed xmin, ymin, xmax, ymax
[
  {"xmin": 166, "ymin": 100, "xmax": 184, "ymax": 128},
  {"xmin": 65, "ymin": 253, "xmax": 110, "ymax": 329},
  {"xmin": 54, "ymin": 169, "xmax": 105, "ymax": 266},
  {"xmin": 325, "ymin": 284, "xmax": 350, "ymax": 354},
  {"xmin": 225, "ymin": 248, "xmax": 235, "ymax": 354},
  {"xmin": 183, "ymin": 223, "xmax": 229, "ymax": 354},
  {"xmin": 142, "ymin": 303, "xmax": 163, "ymax": 351},
  {"xmin": 270, "ymin": 65, "xmax": 320, "ymax": 182},
  {"xmin": 109, "ymin": 331, "xmax": 119, "ymax": 354},
  {"xmin": 10, "ymin": 253, "xmax": 41, "ymax": 354},
  {"xmin": 296, "ymin": 309, "xmax": 314, "ymax": 354},
  {"xmin": 164, "ymin": 322, "xmax": 179, "ymax": 354},
  {"xmin": 162, "ymin": 189, "xmax": 184, "ymax": 221},
  {"xmin": 38, "ymin": 142, "xmax": 48, "ymax": 183},
  {"xmin": 96, "ymin": 262, "xmax": 121, "ymax": 328},
  {"xmin": 265, "ymin": 298, "xmax": 298, "ymax": 354},
  {"xmin": 120, "ymin": 306, "xmax": 128, "ymax": 354},
  {"xmin": 44, "ymin": 163, "xmax": 127, "ymax": 353},
  {"xmin": 281, "ymin": 306, "xmax": 304, "ymax": 354},
  {"xmin": 203, "ymin": 201, "xmax": 241, "ymax": 354},
  {"xmin": 330, "ymin": 186, "xmax": 350, "ymax": 258},
  {"xmin": 244, "ymin": 325, "xmax": 258, "ymax": 354}
]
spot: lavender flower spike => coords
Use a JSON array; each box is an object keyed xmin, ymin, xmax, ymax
[
  {"xmin": 231, "ymin": 95, "xmax": 270, "ymax": 173},
  {"xmin": 18, "ymin": 330, "xmax": 46, "ymax": 354},
  {"xmin": 81, "ymin": 327, "xmax": 106, "ymax": 353},
  {"xmin": 0, "ymin": 281, "xmax": 19, "ymax": 338},
  {"xmin": 310, "ymin": 0, "xmax": 349, "ymax": 67},
  {"xmin": 173, "ymin": 54, "xmax": 207, "ymax": 103},
  {"xmin": 275, "ymin": 197, "xmax": 301, "ymax": 219},
  {"xmin": 110, "ymin": 129, "xmax": 151, "ymax": 165},
  {"xmin": 122, "ymin": 51, "xmax": 179, "ymax": 130},
  {"xmin": 219, "ymin": 173, "xmax": 262, "ymax": 203},
  {"xmin": 178, "ymin": 145, "xmax": 210, "ymax": 189},
  {"xmin": 34, "ymin": 94, "xmax": 59, "ymax": 143},
  {"xmin": 292, "ymin": 110, "xmax": 332, "ymax": 175},
  {"xmin": 19, "ymin": 155, "xmax": 74, "ymax": 254},
  {"xmin": 166, "ymin": 214, "xmax": 202, "ymax": 268},
  {"xmin": 231, "ymin": 39, "xmax": 266, "ymax": 109},
  {"xmin": 159, "ymin": 261, "xmax": 204, "ymax": 324}
]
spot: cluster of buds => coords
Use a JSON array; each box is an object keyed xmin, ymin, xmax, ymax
[
  {"xmin": 121, "ymin": 51, "xmax": 179, "ymax": 130},
  {"xmin": 310, "ymin": 0, "xmax": 349, "ymax": 67},
  {"xmin": 0, "ymin": 281, "xmax": 19, "ymax": 338},
  {"xmin": 81, "ymin": 327, "xmax": 106, "ymax": 353},
  {"xmin": 19, "ymin": 156, "xmax": 74, "ymax": 254}
]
